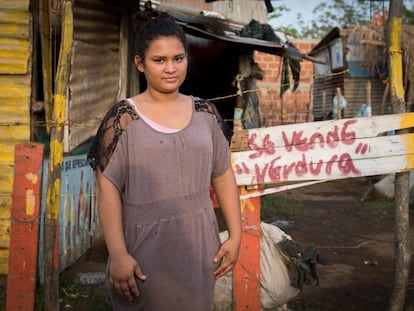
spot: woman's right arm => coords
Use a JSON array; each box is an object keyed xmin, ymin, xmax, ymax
[{"xmin": 96, "ymin": 169, "xmax": 146, "ymax": 300}]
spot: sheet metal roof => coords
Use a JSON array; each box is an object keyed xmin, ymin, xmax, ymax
[{"xmin": 154, "ymin": 4, "xmax": 318, "ymax": 63}]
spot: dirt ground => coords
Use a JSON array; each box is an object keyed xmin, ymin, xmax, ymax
[
  {"xmin": 278, "ymin": 176, "xmax": 414, "ymax": 311},
  {"xmin": 3, "ymin": 176, "xmax": 412, "ymax": 310},
  {"xmin": 62, "ymin": 176, "xmax": 414, "ymax": 310}
]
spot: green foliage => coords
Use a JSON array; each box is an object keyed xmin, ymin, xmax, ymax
[
  {"xmin": 268, "ymin": 3, "xmax": 300, "ymax": 39},
  {"xmin": 268, "ymin": 3, "xmax": 290, "ymax": 21},
  {"xmin": 260, "ymin": 193, "xmax": 306, "ymax": 223},
  {"xmin": 59, "ymin": 280, "xmax": 112, "ymax": 311},
  {"xmin": 269, "ymin": 0, "xmax": 414, "ymax": 39},
  {"xmin": 299, "ymin": 0, "xmax": 381, "ymax": 38},
  {"xmin": 32, "ymin": 276, "xmax": 111, "ymax": 311},
  {"xmin": 403, "ymin": 2, "xmax": 414, "ymax": 24}
]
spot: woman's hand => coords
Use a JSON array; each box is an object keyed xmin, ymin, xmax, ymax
[
  {"xmin": 109, "ymin": 253, "xmax": 147, "ymax": 301},
  {"xmin": 213, "ymin": 237, "xmax": 241, "ymax": 279},
  {"xmin": 211, "ymin": 168, "xmax": 242, "ymax": 279}
]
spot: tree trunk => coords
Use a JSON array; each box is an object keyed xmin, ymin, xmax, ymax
[{"xmin": 386, "ymin": 0, "xmax": 411, "ymax": 310}]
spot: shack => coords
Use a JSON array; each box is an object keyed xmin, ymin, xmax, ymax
[
  {"xmin": 309, "ymin": 24, "xmax": 414, "ymax": 121},
  {"xmin": 0, "ymin": 0, "xmax": 309, "ymax": 275}
]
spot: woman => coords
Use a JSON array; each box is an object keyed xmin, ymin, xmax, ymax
[{"xmin": 87, "ymin": 3, "xmax": 241, "ymax": 310}]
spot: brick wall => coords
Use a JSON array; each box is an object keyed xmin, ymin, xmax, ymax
[{"xmin": 255, "ymin": 39, "xmax": 319, "ymax": 126}]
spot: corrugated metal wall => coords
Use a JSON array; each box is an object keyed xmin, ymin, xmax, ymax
[
  {"xmin": 312, "ymin": 76, "xmax": 386, "ymax": 120},
  {"xmin": 212, "ymin": 0, "xmax": 267, "ymax": 24},
  {"xmin": 65, "ymin": 0, "xmax": 121, "ymax": 152},
  {"xmin": 344, "ymin": 78, "xmax": 386, "ymax": 117},
  {"xmin": 0, "ymin": 0, "xmax": 32, "ymax": 274},
  {"xmin": 312, "ymin": 75, "xmax": 344, "ymax": 121}
]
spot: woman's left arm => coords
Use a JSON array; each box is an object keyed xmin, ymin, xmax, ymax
[{"xmin": 212, "ymin": 167, "xmax": 242, "ymax": 279}]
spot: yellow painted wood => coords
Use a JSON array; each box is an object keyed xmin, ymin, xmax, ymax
[
  {"xmin": 40, "ymin": 0, "xmax": 53, "ymax": 134},
  {"xmin": 400, "ymin": 111, "xmax": 414, "ymax": 129},
  {"xmin": 44, "ymin": 1, "xmax": 73, "ymax": 305},
  {"xmin": 404, "ymin": 131, "xmax": 414, "ymax": 170},
  {"xmin": 389, "ymin": 17, "xmax": 404, "ymax": 99}
]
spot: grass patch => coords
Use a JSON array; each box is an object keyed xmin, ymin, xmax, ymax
[
  {"xmin": 59, "ymin": 277, "xmax": 111, "ymax": 311},
  {"xmin": 260, "ymin": 193, "xmax": 306, "ymax": 223},
  {"xmin": 31, "ymin": 276, "xmax": 111, "ymax": 311},
  {"xmin": 288, "ymin": 297, "xmax": 350, "ymax": 311},
  {"xmin": 362, "ymin": 197, "xmax": 394, "ymax": 212},
  {"xmin": 216, "ymin": 192, "xmax": 305, "ymax": 229},
  {"xmin": 360, "ymin": 190, "xmax": 414, "ymax": 220}
]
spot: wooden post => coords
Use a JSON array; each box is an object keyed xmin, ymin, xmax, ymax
[
  {"xmin": 233, "ymin": 188, "xmax": 261, "ymax": 311},
  {"xmin": 6, "ymin": 143, "xmax": 44, "ymax": 311},
  {"xmin": 39, "ymin": 0, "xmax": 53, "ymax": 134},
  {"xmin": 321, "ymin": 90, "xmax": 326, "ymax": 120},
  {"xmin": 386, "ymin": 1, "xmax": 410, "ymax": 310},
  {"xmin": 336, "ymin": 87, "xmax": 342, "ymax": 119},
  {"xmin": 366, "ymin": 80, "xmax": 372, "ymax": 116},
  {"xmin": 307, "ymin": 84, "xmax": 314, "ymax": 122},
  {"xmin": 44, "ymin": 1, "xmax": 73, "ymax": 309},
  {"xmin": 210, "ymin": 185, "xmax": 261, "ymax": 309}
]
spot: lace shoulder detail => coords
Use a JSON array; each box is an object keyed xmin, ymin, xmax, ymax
[
  {"xmin": 87, "ymin": 100, "xmax": 139, "ymax": 171},
  {"xmin": 194, "ymin": 97, "xmax": 233, "ymax": 144}
]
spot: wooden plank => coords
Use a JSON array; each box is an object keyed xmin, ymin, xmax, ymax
[
  {"xmin": 230, "ymin": 114, "xmax": 414, "ymax": 310},
  {"xmin": 233, "ymin": 191, "xmax": 261, "ymax": 311},
  {"xmin": 6, "ymin": 142, "xmax": 44, "ymax": 311},
  {"xmin": 231, "ymin": 114, "xmax": 414, "ymax": 186},
  {"xmin": 233, "ymin": 133, "xmax": 414, "ymax": 185},
  {"xmin": 230, "ymin": 112, "xmax": 414, "ymax": 152}
]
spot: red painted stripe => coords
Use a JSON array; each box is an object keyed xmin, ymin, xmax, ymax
[{"xmin": 233, "ymin": 194, "xmax": 261, "ymax": 310}]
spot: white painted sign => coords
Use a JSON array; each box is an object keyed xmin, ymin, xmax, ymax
[{"xmin": 232, "ymin": 113, "xmax": 414, "ymax": 188}]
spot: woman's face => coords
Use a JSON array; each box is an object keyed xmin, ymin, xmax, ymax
[{"xmin": 135, "ymin": 36, "xmax": 188, "ymax": 94}]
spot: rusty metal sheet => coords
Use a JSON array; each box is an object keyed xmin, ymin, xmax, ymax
[
  {"xmin": 67, "ymin": 41, "xmax": 119, "ymax": 151},
  {"xmin": 73, "ymin": 0, "xmax": 120, "ymax": 51},
  {"xmin": 65, "ymin": 0, "xmax": 121, "ymax": 152}
]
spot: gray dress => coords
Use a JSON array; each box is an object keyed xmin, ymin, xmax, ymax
[{"xmin": 87, "ymin": 97, "xmax": 232, "ymax": 310}]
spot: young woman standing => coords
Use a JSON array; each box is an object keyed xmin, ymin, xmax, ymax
[{"xmin": 88, "ymin": 3, "xmax": 241, "ymax": 310}]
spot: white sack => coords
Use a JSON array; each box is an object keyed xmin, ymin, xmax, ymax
[{"xmin": 213, "ymin": 222, "xmax": 299, "ymax": 311}]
